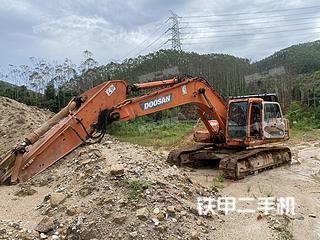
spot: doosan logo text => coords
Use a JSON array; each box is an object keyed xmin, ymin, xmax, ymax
[{"xmin": 140, "ymin": 94, "xmax": 172, "ymax": 110}]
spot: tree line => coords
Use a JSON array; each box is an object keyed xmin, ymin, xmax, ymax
[{"xmin": 0, "ymin": 50, "xmax": 98, "ymax": 112}]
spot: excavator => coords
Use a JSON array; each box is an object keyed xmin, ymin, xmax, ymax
[{"xmin": 0, "ymin": 76, "xmax": 291, "ymax": 184}]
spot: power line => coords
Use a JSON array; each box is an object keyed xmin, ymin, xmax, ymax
[
  {"xmin": 180, "ymin": 20, "xmax": 320, "ymax": 35},
  {"xmin": 179, "ymin": 16, "xmax": 320, "ymax": 29},
  {"xmin": 179, "ymin": 5, "xmax": 320, "ymax": 18},
  {"xmin": 154, "ymin": 41, "xmax": 171, "ymax": 52},
  {"xmin": 180, "ymin": 26, "xmax": 320, "ymax": 40},
  {"xmin": 180, "ymin": 11, "xmax": 320, "ymax": 24},
  {"xmin": 133, "ymin": 31, "xmax": 168, "ymax": 57},
  {"xmin": 120, "ymin": 21, "xmax": 170, "ymax": 60},
  {"xmin": 182, "ymin": 32, "xmax": 320, "ymax": 45}
]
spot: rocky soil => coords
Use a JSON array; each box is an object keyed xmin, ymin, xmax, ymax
[{"xmin": 0, "ymin": 96, "xmax": 52, "ymax": 158}]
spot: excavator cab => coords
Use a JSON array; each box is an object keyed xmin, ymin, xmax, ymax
[{"xmin": 226, "ymin": 94, "xmax": 289, "ymax": 146}]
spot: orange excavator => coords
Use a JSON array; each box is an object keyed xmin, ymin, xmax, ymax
[{"xmin": 0, "ymin": 76, "xmax": 291, "ymax": 184}]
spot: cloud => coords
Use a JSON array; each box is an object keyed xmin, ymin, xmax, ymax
[{"xmin": 0, "ymin": 0, "xmax": 320, "ymax": 67}]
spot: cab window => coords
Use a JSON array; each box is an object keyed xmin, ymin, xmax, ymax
[
  {"xmin": 250, "ymin": 103, "xmax": 261, "ymax": 137},
  {"xmin": 227, "ymin": 101, "xmax": 248, "ymax": 139},
  {"xmin": 264, "ymin": 103, "xmax": 282, "ymax": 122}
]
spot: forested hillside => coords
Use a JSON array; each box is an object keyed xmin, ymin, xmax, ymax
[
  {"xmin": 253, "ymin": 40, "xmax": 320, "ymax": 74},
  {"xmin": 247, "ymin": 41, "xmax": 320, "ymax": 109},
  {"xmin": 67, "ymin": 50, "xmax": 251, "ymax": 97},
  {"xmin": 0, "ymin": 80, "xmax": 39, "ymax": 106}
]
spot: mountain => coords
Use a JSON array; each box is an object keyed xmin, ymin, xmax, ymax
[
  {"xmin": 253, "ymin": 40, "xmax": 320, "ymax": 74},
  {"xmin": 0, "ymin": 80, "xmax": 16, "ymax": 89},
  {"xmin": 245, "ymin": 40, "xmax": 320, "ymax": 108}
]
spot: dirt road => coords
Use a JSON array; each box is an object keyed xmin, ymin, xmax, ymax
[{"xmin": 187, "ymin": 139, "xmax": 320, "ymax": 240}]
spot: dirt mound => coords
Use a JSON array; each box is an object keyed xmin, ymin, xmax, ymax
[
  {"xmin": 171, "ymin": 119, "xmax": 207, "ymax": 149},
  {"xmin": 0, "ymin": 96, "xmax": 52, "ymax": 158}
]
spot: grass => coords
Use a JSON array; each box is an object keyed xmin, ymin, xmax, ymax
[
  {"xmin": 266, "ymin": 191, "xmax": 273, "ymax": 197},
  {"xmin": 286, "ymin": 102, "xmax": 320, "ymax": 142},
  {"xmin": 290, "ymin": 128, "xmax": 320, "ymax": 142},
  {"xmin": 212, "ymin": 173, "xmax": 225, "ymax": 189},
  {"xmin": 257, "ymin": 182, "xmax": 274, "ymax": 197},
  {"xmin": 122, "ymin": 179, "xmax": 148, "ymax": 199},
  {"xmin": 107, "ymin": 118, "xmax": 196, "ymax": 148}
]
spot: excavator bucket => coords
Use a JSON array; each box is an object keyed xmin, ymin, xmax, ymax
[{"xmin": 0, "ymin": 80, "xmax": 128, "ymax": 184}]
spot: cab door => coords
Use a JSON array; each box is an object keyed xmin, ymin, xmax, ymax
[{"xmin": 262, "ymin": 102, "xmax": 286, "ymax": 139}]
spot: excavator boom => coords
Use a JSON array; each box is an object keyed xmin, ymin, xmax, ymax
[{"xmin": 0, "ymin": 80, "xmax": 127, "ymax": 184}]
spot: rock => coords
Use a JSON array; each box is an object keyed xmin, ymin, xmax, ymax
[
  {"xmin": 273, "ymin": 223, "xmax": 284, "ymax": 231},
  {"xmin": 66, "ymin": 206, "xmax": 78, "ymax": 216},
  {"xmin": 35, "ymin": 216, "xmax": 54, "ymax": 233},
  {"xmin": 110, "ymin": 164, "xmax": 125, "ymax": 176},
  {"xmin": 153, "ymin": 207, "xmax": 160, "ymax": 214},
  {"xmin": 78, "ymin": 186, "xmax": 94, "ymax": 197},
  {"xmin": 175, "ymin": 204, "xmax": 183, "ymax": 212},
  {"xmin": 167, "ymin": 237, "xmax": 178, "ymax": 240},
  {"xmin": 294, "ymin": 213, "xmax": 304, "ymax": 220},
  {"xmin": 180, "ymin": 210, "xmax": 187, "ymax": 216},
  {"xmin": 308, "ymin": 214, "xmax": 316, "ymax": 218},
  {"xmin": 14, "ymin": 185, "xmax": 37, "ymax": 197},
  {"xmin": 156, "ymin": 212, "xmax": 165, "ymax": 221},
  {"xmin": 102, "ymin": 210, "xmax": 112, "ymax": 219},
  {"xmin": 40, "ymin": 233, "xmax": 47, "ymax": 239},
  {"xmin": 50, "ymin": 193, "xmax": 66, "ymax": 207},
  {"xmin": 129, "ymin": 231, "xmax": 138, "ymax": 238},
  {"xmin": 9, "ymin": 222, "xmax": 20, "ymax": 229},
  {"xmin": 136, "ymin": 207, "xmax": 149, "ymax": 221},
  {"xmin": 191, "ymin": 230, "xmax": 199, "ymax": 239},
  {"xmin": 152, "ymin": 218, "xmax": 160, "ymax": 226},
  {"xmin": 51, "ymin": 235, "xmax": 60, "ymax": 240},
  {"xmin": 167, "ymin": 206, "xmax": 175, "ymax": 215},
  {"xmin": 113, "ymin": 213, "xmax": 127, "ymax": 224},
  {"xmin": 195, "ymin": 219, "xmax": 203, "ymax": 226},
  {"xmin": 80, "ymin": 159, "xmax": 91, "ymax": 165}
]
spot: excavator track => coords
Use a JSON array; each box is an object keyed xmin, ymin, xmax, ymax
[
  {"xmin": 219, "ymin": 146, "xmax": 291, "ymax": 179},
  {"xmin": 167, "ymin": 145, "xmax": 291, "ymax": 180},
  {"xmin": 167, "ymin": 144, "xmax": 213, "ymax": 166}
]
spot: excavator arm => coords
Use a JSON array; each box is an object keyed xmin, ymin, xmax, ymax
[
  {"xmin": 0, "ymin": 76, "xmax": 227, "ymax": 184},
  {"xmin": 106, "ymin": 76, "xmax": 227, "ymax": 135}
]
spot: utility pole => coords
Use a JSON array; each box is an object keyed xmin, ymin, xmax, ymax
[{"xmin": 168, "ymin": 10, "xmax": 182, "ymax": 51}]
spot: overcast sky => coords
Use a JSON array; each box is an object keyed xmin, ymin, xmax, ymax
[{"xmin": 1, "ymin": 0, "xmax": 320, "ymax": 68}]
